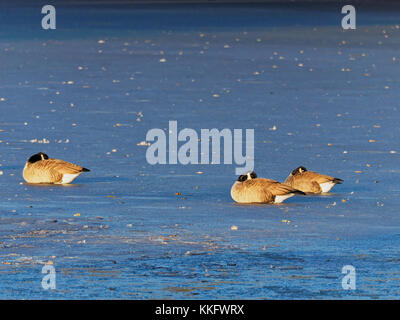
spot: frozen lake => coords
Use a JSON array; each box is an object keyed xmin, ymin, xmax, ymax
[{"xmin": 0, "ymin": 2, "xmax": 400, "ymax": 299}]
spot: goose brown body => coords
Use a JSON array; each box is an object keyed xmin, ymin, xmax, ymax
[
  {"xmin": 284, "ymin": 166, "xmax": 343, "ymax": 194},
  {"xmin": 231, "ymin": 172, "xmax": 305, "ymax": 204},
  {"xmin": 23, "ymin": 152, "xmax": 90, "ymax": 184}
]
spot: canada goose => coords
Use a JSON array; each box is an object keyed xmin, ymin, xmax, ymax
[
  {"xmin": 23, "ymin": 152, "xmax": 90, "ymax": 184},
  {"xmin": 284, "ymin": 166, "xmax": 343, "ymax": 194},
  {"xmin": 231, "ymin": 171, "xmax": 305, "ymax": 204}
]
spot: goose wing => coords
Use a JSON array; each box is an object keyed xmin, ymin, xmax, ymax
[
  {"xmin": 305, "ymin": 171, "xmax": 342, "ymax": 184},
  {"xmin": 249, "ymin": 178, "xmax": 304, "ymax": 196},
  {"xmin": 42, "ymin": 159, "xmax": 87, "ymax": 174}
]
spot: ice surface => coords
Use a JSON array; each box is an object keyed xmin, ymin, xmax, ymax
[{"xmin": 0, "ymin": 2, "xmax": 400, "ymax": 299}]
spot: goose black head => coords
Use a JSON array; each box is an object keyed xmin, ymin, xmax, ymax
[
  {"xmin": 27, "ymin": 152, "xmax": 49, "ymax": 164},
  {"xmin": 237, "ymin": 171, "xmax": 257, "ymax": 182},
  {"xmin": 292, "ymin": 166, "xmax": 307, "ymax": 176},
  {"xmin": 248, "ymin": 171, "xmax": 257, "ymax": 179}
]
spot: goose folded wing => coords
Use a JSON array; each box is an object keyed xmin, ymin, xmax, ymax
[
  {"xmin": 310, "ymin": 172, "xmax": 340, "ymax": 184},
  {"xmin": 269, "ymin": 182, "xmax": 303, "ymax": 196},
  {"xmin": 252, "ymin": 178, "xmax": 304, "ymax": 196},
  {"xmin": 46, "ymin": 159, "xmax": 85, "ymax": 174}
]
